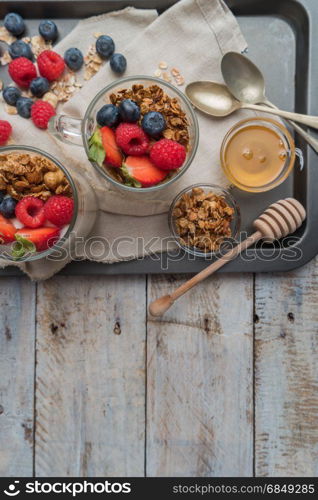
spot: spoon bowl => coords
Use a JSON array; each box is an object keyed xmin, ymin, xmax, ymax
[
  {"xmin": 185, "ymin": 81, "xmax": 240, "ymax": 117},
  {"xmin": 221, "ymin": 51, "xmax": 266, "ymax": 104}
]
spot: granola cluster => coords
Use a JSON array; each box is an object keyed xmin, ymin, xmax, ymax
[
  {"xmin": 0, "ymin": 152, "xmax": 72, "ymax": 201},
  {"xmin": 109, "ymin": 84, "xmax": 189, "ymax": 148},
  {"xmin": 172, "ymin": 187, "xmax": 235, "ymax": 252}
]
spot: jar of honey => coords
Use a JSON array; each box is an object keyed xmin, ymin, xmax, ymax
[{"xmin": 220, "ymin": 117, "xmax": 302, "ymax": 193}]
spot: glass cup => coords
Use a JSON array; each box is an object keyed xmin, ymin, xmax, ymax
[
  {"xmin": 48, "ymin": 75, "xmax": 199, "ymax": 193},
  {"xmin": 169, "ymin": 183, "xmax": 240, "ymax": 258},
  {"xmin": 0, "ymin": 146, "xmax": 98, "ymax": 262},
  {"xmin": 220, "ymin": 117, "xmax": 303, "ymax": 193}
]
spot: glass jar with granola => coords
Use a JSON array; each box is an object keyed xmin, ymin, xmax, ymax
[
  {"xmin": 48, "ymin": 76, "xmax": 199, "ymax": 193},
  {"xmin": 0, "ymin": 146, "xmax": 97, "ymax": 261}
]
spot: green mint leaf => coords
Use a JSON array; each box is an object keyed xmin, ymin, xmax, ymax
[
  {"xmin": 11, "ymin": 234, "xmax": 36, "ymax": 260},
  {"xmin": 11, "ymin": 243, "xmax": 26, "ymax": 260},
  {"xmin": 88, "ymin": 129, "xmax": 105, "ymax": 167},
  {"xmin": 15, "ymin": 234, "xmax": 36, "ymax": 252}
]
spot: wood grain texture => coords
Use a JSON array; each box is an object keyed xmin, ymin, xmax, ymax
[
  {"xmin": 0, "ymin": 278, "xmax": 36, "ymax": 477},
  {"xmin": 146, "ymin": 273, "xmax": 254, "ymax": 477},
  {"xmin": 35, "ymin": 275, "xmax": 146, "ymax": 477},
  {"xmin": 255, "ymin": 258, "xmax": 318, "ymax": 477}
]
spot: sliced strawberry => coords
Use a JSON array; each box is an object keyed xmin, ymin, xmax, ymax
[
  {"xmin": 122, "ymin": 156, "xmax": 167, "ymax": 188},
  {"xmin": 16, "ymin": 227, "xmax": 60, "ymax": 252},
  {"xmin": 0, "ymin": 214, "xmax": 16, "ymax": 243},
  {"xmin": 100, "ymin": 126, "xmax": 122, "ymax": 168}
]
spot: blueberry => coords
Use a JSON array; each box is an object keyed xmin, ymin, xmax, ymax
[
  {"xmin": 38, "ymin": 20, "xmax": 58, "ymax": 42},
  {"xmin": 3, "ymin": 86, "xmax": 21, "ymax": 106},
  {"xmin": 95, "ymin": 35, "xmax": 115, "ymax": 59},
  {"xmin": 16, "ymin": 97, "xmax": 33, "ymax": 118},
  {"xmin": 96, "ymin": 104, "xmax": 120, "ymax": 128},
  {"xmin": 110, "ymin": 53, "xmax": 127, "ymax": 75},
  {"xmin": 64, "ymin": 47, "xmax": 84, "ymax": 71},
  {"xmin": 9, "ymin": 40, "xmax": 33, "ymax": 60},
  {"xmin": 0, "ymin": 197, "xmax": 17, "ymax": 219},
  {"xmin": 30, "ymin": 77, "xmax": 50, "ymax": 97},
  {"xmin": 0, "ymin": 191, "xmax": 6, "ymax": 205},
  {"xmin": 118, "ymin": 99, "xmax": 140, "ymax": 123},
  {"xmin": 4, "ymin": 13, "xmax": 25, "ymax": 36},
  {"xmin": 142, "ymin": 111, "xmax": 166, "ymax": 137}
]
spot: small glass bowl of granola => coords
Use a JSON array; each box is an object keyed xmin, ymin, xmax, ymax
[
  {"xmin": 169, "ymin": 184, "xmax": 241, "ymax": 257},
  {"xmin": 49, "ymin": 76, "xmax": 199, "ymax": 193}
]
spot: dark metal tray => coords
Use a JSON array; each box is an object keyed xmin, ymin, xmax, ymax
[{"xmin": 0, "ymin": 0, "xmax": 317, "ymax": 276}]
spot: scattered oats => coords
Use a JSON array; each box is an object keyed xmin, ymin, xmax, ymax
[
  {"xmin": 0, "ymin": 26, "xmax": 16, "ymax": 44},
  {"xmin": 171, "ymin": 67, "xmax": 180, "ymax": 77},
  {"xmin": 21, "ymin": 89, "xmax": 33, "ymax": 98},
  {"xmin": 51, "ymin": 70, "xmax": 80, "ymax": 103},
  {"xmin": 5, "ymin": 104, "xmax": 17, "ymax": 115},
  {"xmin": 42, "ymin": 91, "xmax": 59, "ymax": 108},
  {"xmin": 154, "ymin": 69, "xmax": 162, "ymax": 78},
  {"xmin": 0, "ymin": 50, "xmax": 12, "ymax": 66},
  {"xmin": 30, "ymin": 35, "xmax": 51, "ymax": 56},
  {"xmin": 84, "ymin": 43, "xmax": 103, "ymax": 80},
  {"xmin": 94, "ymin": 32, "xmax": 103, "ymax": 38},
  {"xmin": 22, "ymin": 36, "xmax": 31, "ymax": 43},
  {"xmin": 175, "ymin": 75, "xmax": 185, "ymax": 86},
  {"xmin": 159, "ymin": 61, "xmax": 168, "ymax": 70},
  {"xmin": 162, "ymin": 72, "xmax": 171, "ymax": 82},
  {"xmin": 7, "ymin": 137, "xmax": 16, "ymax": 145}
]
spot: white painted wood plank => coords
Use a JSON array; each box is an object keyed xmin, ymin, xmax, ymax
[
  {"xmin": 146, "ymin": 273, "xmax": 254, "ymax": 477},
  {"xmin": 255, "ymin": 258, "xmax": 318, "ymax": 476},
  {"xmin": 35, "ymin": 275, "xmax": 146, "ymax": 477},
  {"xmin": 0, "ymin": 277, "xmax": 35, "ymax": 477}
]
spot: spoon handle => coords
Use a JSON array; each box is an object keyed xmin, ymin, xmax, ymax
[
  {"xmin": 241, "ymin": 103, "xmax": 318, "ymax": 130},
  {"xmin": 262, "ymin": 99, "xmax": 318, "ymax": 154},
  {"xmin": 148, "ymin": 231, "xmax": 262, "ymax": 317}
]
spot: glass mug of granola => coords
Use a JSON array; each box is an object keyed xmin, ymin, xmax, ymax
[
  {"xmin": 0, "ymin": 146, "xmax": 97, "ymax": 262},
  {"xmin": 48, "ymin": 75, "xmax": 199, "ymax": 193}
]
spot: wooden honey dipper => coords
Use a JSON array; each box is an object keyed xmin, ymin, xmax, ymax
[{"xmin": 149, "ymin": 198, "xmax": 306, "ymax": 317}]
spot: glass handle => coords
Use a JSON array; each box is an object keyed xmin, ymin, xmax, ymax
[
  {"xmin": 48, "ymin": 114, "xmax": 83, "ymax": 147},
  {"xmin": 295, "ymin": 148, "xmax": 304, "ymax": 171}
]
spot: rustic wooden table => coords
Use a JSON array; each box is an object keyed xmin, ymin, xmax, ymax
[{"xmin": 0, "ymin": 256, "xmax": 317, "ymax": 477}]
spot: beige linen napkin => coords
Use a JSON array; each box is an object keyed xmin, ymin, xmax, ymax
[{"xmin": 0, "ymin": 0, "xmax": 253, "ymax": 279}]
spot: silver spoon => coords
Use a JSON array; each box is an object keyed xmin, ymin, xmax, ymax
[
  {"xmin": 221, "ymin": 51, "xmax": 318, "ymax": 153},
  {"xmin": 185, "ymin": 81, "xmax": 318, "ymax": 129}
]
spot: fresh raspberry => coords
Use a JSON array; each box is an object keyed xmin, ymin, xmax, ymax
[
  {"xmin": 15, "ymin": 196, "xmax": 46, "ymax": 228},
  {"xmin": 44, "ymin": 195, "xmax": 74, "ymax": 226},
  {"xmin": 115, "ymin": 123, "xmax": 149, "ymax": 156},
  {"xmin": 0, "ymin": 120, "xmax": 12, "ymax": 145},
  {"xmin": 37, "ymin": 50, "xmax": 65, "ymax": 81},
  {"xmin": 8, "ymin": 57, "xmax": 37, "ymax": 88},
  {"xmin": 150, "ymin": 138, "xmax": 186, "ymax": 170},
  {"xmin": 31, "ymin": 100, "xmax": 56, "ymax": 129}
]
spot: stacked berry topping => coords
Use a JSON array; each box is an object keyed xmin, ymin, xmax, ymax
[
  {"xmin": 89, "ymin": 86, "xmax": 188, "ymax": 188},
  {"xmin": 1, "ymin": 13, "xmax": 127, "ymax": 140}
]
